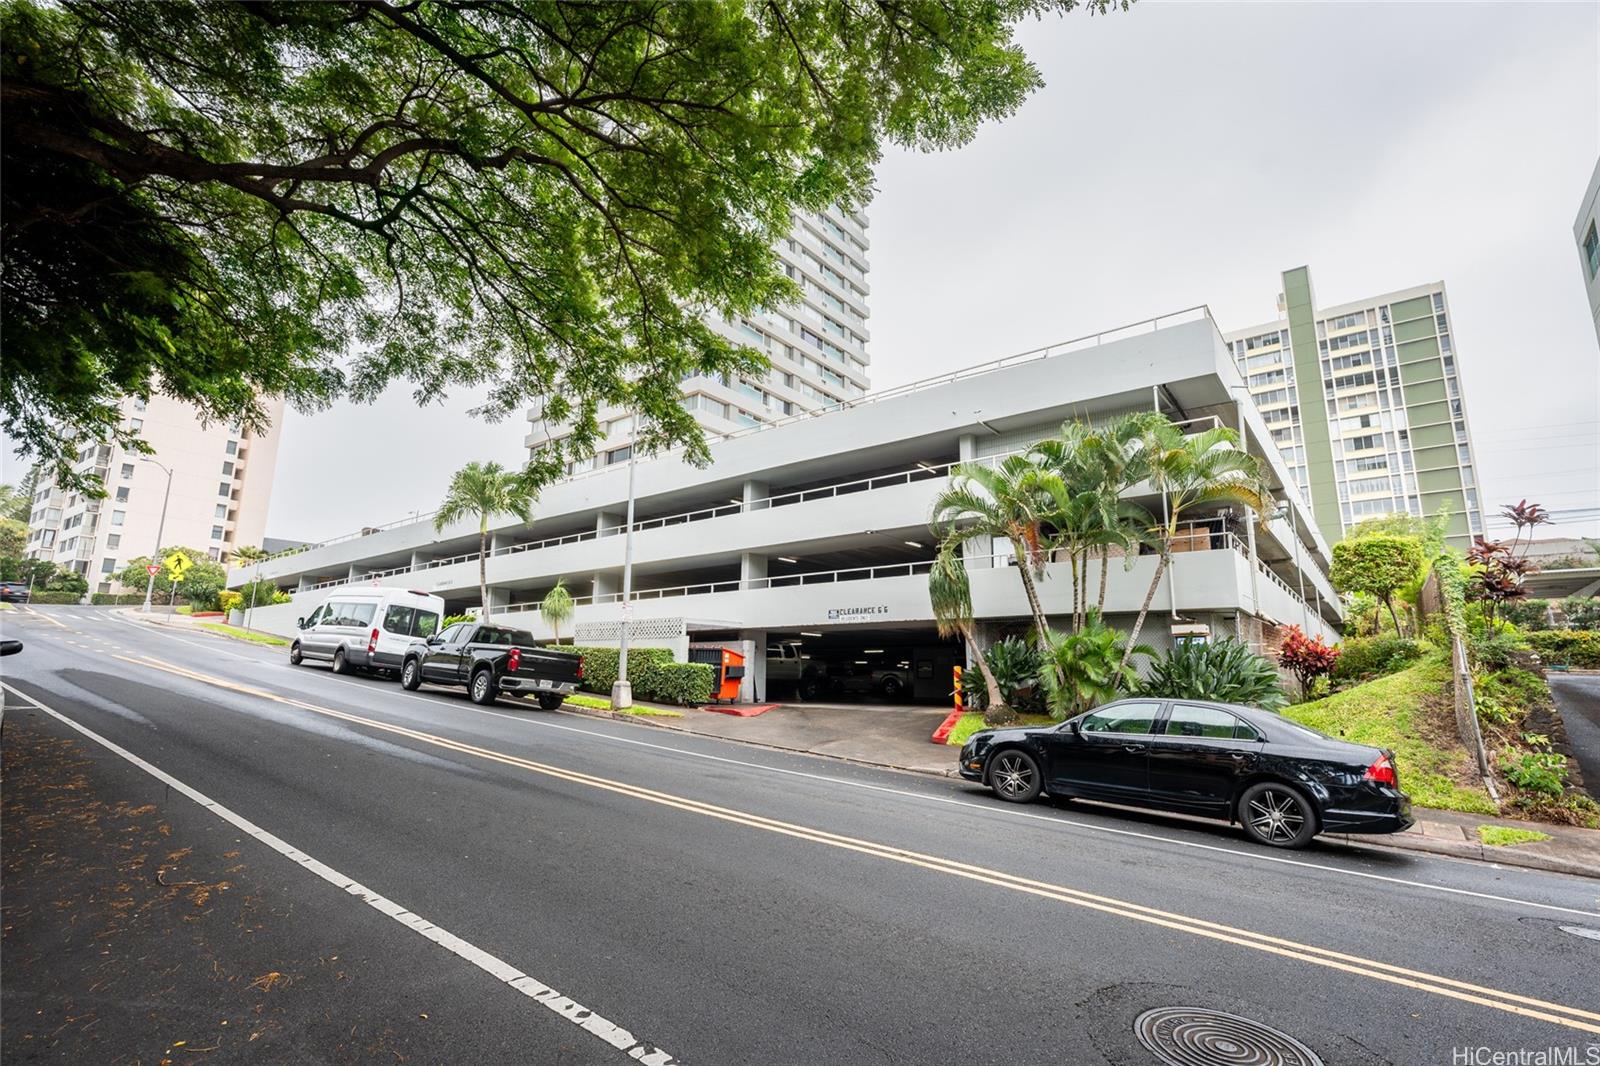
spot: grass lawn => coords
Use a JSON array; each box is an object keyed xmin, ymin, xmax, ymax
[
  {"xmin": 946, "ymin": 711, "xmax": 1056, "ymax": 747},
  {"xmin": 563, "ymin": 692, "xmax": 683, "ymax": 717},
  {"xmin": 1477, "ymin": 825, "xmax": 1551, "ymax": 847},
  {"xmin": 1283, "ymin": 652, "xmax": 1496, "ymax": 815},
  {"xmin": 194, "ymin": 622, "xmax": 289, "ymax": 647}
]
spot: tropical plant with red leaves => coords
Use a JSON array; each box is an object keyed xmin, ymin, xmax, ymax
[
  {"xmin": 1278, "ymin": 625, "xmax": 1340, "ymax": 701},
  {"xmin": 1467, "ymin": 497, "xmax": 1552, "ymax": 626}
]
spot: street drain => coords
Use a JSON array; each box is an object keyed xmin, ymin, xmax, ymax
[{"xmin": 1134, "ymin": 1007, "xmax": 1324, "ymax": 1066}]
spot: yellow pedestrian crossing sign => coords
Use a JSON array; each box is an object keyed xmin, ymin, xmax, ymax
[{"xmin": 163, "ymin": 551, "xmax": 193, "ymax": 579}]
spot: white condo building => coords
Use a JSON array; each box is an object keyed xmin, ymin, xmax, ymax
[
  {"xmin": 529, "ymin": 206, "xmax": 872, "ymax": 474},
  {"xmin": 25, "ymin": 396, "xmax": 285, "ymax": 590},
  {"xmin": 1575, "ymin": 156, "xmax": 1600, "ymax": 349}
]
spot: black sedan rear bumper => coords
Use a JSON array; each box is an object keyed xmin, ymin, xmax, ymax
[{"xmin": 1320, "ymin": 792, "xmax": 1414, "ymax": 835}]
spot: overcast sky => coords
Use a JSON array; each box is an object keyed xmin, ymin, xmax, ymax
[{"xmin": 8, "ymin": 2, "xmax": 1597, "ymax": 544}]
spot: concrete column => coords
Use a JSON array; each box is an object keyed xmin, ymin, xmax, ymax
[
  {"xmin": 596, "ymin": 510, "xmax": 624, "ymax": 538},
  {"xmin": 955, "ymin": 433, "xmax": 991, "ymax": 567},
  {"xmin": 489, "ymin": 531, "xmax": 514, "ymax": 554},
  {"xmin": 738, "ymin": 631, "xmax": 767, "ymax": 703},
  {"xmin": 740, "ymin": 552, "xmax": 768, "ymax": 589},
  {"xmin": 347, "ymin": 564, "xmax": 369, "ymax": 584},
  {"xmin": 742, "ymin": 479, "xmax": 770, "ymax": 512},
  {"xmin": 297, "ymin": 575, "xmax": 315, "ymax": 592},
  {"xmin": 593, "ymin": 571, "xmax": 621, "ymax": 601},
  {"xmin": 486, "ymin": 587, "xmax": 513, "ymax": 613},
  {"xmin": 409, "ymin": 550, "xmax": 432, "ymax": 572}
]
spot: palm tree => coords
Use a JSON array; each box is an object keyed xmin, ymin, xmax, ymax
[
  {"xmin": 1082, "ymin": 412, "xmax": 1165, "ymax": 614},
  {"xmin": 232, "ymin": 544, "xmax": 270, "ymax": 628},
  {"xmin": 928, "ymin": 545, "xmax": 1009, "ymax": 725},
  {"xmin": 930, "ymin": 455, "xmax": 1056, "ymax": 649},
  {"xmin": 434, "ymin": 461, "xmax": 537, "ymax": 622},
  {"xmin": 1120, "ymin": 422, "xmax": 1269, "ymax": 674},
  {"xmin": 541, "ymin": 578, "xmax": 574, "ymax": 644}
]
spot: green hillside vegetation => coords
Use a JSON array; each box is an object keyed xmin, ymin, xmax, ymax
[{"xmin": 1282, "ymin": 651, "xmax": 1496, "ymax": 814}]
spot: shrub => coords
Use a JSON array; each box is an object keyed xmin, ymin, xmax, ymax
[
  {"xmin": 89, "ymin": 592, "xmax": 148, "ymax": 605},
  {"xmin": 218, "ymin": 590, "xmax": 243, "ymax": 613},
  {"xmin": 1139, "ymin": 638, "xmax": 1286, "ymax": 710},
  {"xmin": 1559, "ymin": 597, "xmax": 1600, "ymax": 631},
  {"xmin": 1468, "ymin": 629, "xmax": 1528, "ymax": 671},
  {"xmin": 963, "ymin": 637, "xmax": 1046, "ymax": 716},
  {"xmin": 1038, "ymin": 611, "xmax": 1147, "ymax": 721},
  {"xmin": 1524, "ymin": 630, "xmax": 1600, "ymax": 669},
  {"xmin": 1499, "ymin": 751, "xmax": 1567, "ymax": 796},
  {"xmin": 1331, "ymin": 636, "xmax": 1425, "ymax": 682},
  {"xmin": 235, "ymin": 578, "xmax": 290, "ymax": 608},
  {"xmin": 27, "ymin": 590, "xmax": 83, "ymax": 604},
  {"xmin": 1278, "ymin": 625, "xmax": 1339, "ymax": 700},
  {"xmin": 1499, "ymin": 599, "xmax": 1551, "ymax": 631},
  {"xmin": 443, "ymin": 612, "xmax": 476, "ymax": 628},
  {"xmin": 646, "ymin": 662, "xmax": 716, "ymax": 705}
]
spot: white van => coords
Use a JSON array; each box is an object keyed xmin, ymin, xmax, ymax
[{"xmin": 288, "ymin": 587, "xmax": 446, "ymax": 677}]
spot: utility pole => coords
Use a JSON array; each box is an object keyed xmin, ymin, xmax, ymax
[
  {"xmin": 611, "ymin": 412, "xmax": 640, "ymax": 710},
  {"xmin": 141, "ymin": 458, "xmax": 173, "ymax": 612}
]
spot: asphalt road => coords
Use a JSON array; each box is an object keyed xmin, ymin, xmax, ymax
[
  {"xmin": 3, "ymin": 604, "xmax": 1598, "ymax": 1066},
  {"xmin": 1549, "ymin": 673, "xmax": 1600, "ymax": 803}
]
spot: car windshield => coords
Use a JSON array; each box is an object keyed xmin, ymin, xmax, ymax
[{"xmin": 475, "ymin": 626, "xmax": 535, "ymax": 646}]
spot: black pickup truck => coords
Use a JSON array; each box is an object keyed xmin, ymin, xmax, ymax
[{"xmin": 399, "ymin": 621, "xmax": 583, "ymax": 709}]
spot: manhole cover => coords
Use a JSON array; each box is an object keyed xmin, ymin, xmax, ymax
[{"xmin": 1135, "ymin": 1007, "xmax": 1324, "ymax": 1066}]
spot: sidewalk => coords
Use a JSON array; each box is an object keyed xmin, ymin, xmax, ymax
[{"xmin": 557, "ymin": 699, "xmax": 1600, "ymax": 879}]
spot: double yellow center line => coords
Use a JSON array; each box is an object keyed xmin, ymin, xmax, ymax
[{"xmin": 122, "ymin": 653, "xmax": 1600, "ymax": 1036}]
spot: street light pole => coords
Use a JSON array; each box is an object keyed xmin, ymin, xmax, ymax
[
  {"xmin": 611, "ymin": 412, "xmax": 640, "ymax": 710},
  {"xmin": 141, "ymin": 459, "xmax": 173, "ymax": 613}
]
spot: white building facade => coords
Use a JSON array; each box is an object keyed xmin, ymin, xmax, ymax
[
  {"xmin": 26, "ymin": 396, "xmax": 284, "ymax": 590},
  {"xmin": 235, "ymin": 308, "xmax": 1341, "ymax": 702},
  {"xmin": 529, "ymin": 207, "xmax": 872, "ymax": 475},
  {"xmin": 1575, "ymin": 156, "xmax": 1600, "ymax": 350}
]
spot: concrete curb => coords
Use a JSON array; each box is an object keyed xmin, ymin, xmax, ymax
[
  {"xmin": 1325, "ymin": 830, "xmax": 1599, "ymax": 880},
  {"xmin": 116, "ymin": 609, "xmax": 289, "ymax": 650}
]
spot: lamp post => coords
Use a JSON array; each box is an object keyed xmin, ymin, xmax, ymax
[
  {"xmin": 611, "ymin": 412, "xmax": 640, "ymax": 710},
  {"xmin": 141, "ymin": 458, "xmax": 173, "ymax": 612}
]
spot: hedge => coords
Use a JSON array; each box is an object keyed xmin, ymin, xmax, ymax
[
  {"xmin": 569, "ymin": 645, "xmax": 716, "ymax": 706},
  {"xmin": 27, "ymin": 591, "xmax": 84, "ymax": 604},
  {"xmin": 1524, "ymin": 630, "xmax": 1600, "ymax": 669},
  {"xmin": 1332, "ymin": 636, "xmax": 1426, "ymax": 682},
  {"xmin": 90, "ymin": 593, "xmax": 149, "ymax": 605}
]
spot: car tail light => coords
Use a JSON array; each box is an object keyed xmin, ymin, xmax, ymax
[
  {"xmin": 576, "ymin": 656, "xmax": 584, "ymax": 679},
  {"xmin": 1364, "ymin": 753, "xmax": 1397, "ymax": 787},
  {"xmin": 508, "ymin": 647, "xmax": 521, "ymax": 672},
  {"xmin": 367, "ymin": 628, "xmax": 379, "ymax": 654}
]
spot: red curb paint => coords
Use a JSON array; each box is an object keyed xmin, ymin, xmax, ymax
[
  {"xmin": 931, "ymin": 709, "xmax": 964, "ymax": 745},
  {"xmin": 701, "ymin": 703, "xmax": 780, "ymax": 717}
]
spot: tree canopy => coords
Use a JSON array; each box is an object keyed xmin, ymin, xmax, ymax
[{"xmin": 3, "ymin": 0, "xmax": 1119, "ymax": 492}]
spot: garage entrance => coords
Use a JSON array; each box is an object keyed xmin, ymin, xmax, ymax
[{"xmin": 763, "ymin": 625, "xmax": 963, "ymax": 705}]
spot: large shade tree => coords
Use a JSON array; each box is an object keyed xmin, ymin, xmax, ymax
[
  {"xmin": 2, "ymin": 0, "xmax": 1123, "ymax": 492},
  {"xmin": 434, "ymin": 461, "xmax": 536, "ymax": 621}
]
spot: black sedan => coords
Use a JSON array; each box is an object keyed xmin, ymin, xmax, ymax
[{"xmin": 958, "ymin": 698, "xmax": 1412, "ymax": 848}]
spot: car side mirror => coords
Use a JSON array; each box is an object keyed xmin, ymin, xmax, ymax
[
  {"xmin": 0, "ymin": 639, "xmax": 22, "ymax": 656},
  {"xmin": 426, "ymin": 635, "xmax": 442, "ymax": 646},
  {"xmin": 296, "ymin": 617, "xmax": 306, "ymax": 629},
  {"xmin": 1063, "ymin": 719, "xmax": 1080, "ymax": 735}
]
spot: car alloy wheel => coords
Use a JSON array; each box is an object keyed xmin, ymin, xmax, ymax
[
  {"xmin": 988, "ymin": 750, "xmax": 1041, "ymax": 803},
  {"xmin": 401, "ymin": 660, "xmax": 420, "ymax": 691},
  {"xmin": 1244, "ymin": 785, "xmax": 1312, "ymax": 847},
  {"xmin": 471, "ymin": 671, "xmax": 493, "ymax": 704}
]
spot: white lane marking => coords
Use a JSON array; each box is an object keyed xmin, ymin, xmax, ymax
[
  {"xmin": 19, "ymin": 606, "xmax": 70, "ymax": 629},
  {"xmin": 0, "ymin": 679, "xmax": 680, "ymax": 1066},
  {"xmin": 291, "ymin": 669, "xmax": 1600, "ymax": 920}
]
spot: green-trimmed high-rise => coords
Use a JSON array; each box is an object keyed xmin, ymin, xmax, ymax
[{"xmin": 1225, "ymin": 267, "xmax": 1485, "ymax": 548}]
